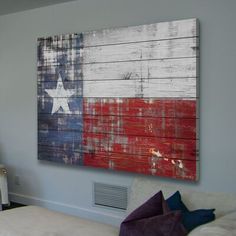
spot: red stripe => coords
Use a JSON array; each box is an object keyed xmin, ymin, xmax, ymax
[
  {"xmin": 83, "ymin": 152, "xmax": 197, "ymax": 181},
  {"xmin": 84, "ymin": 115, "xmax": 196, "ymax": 139},
  {"xmin": 84, "ymin": 98, "xmax": 197, "ymax": 118},
  {"xmin": 83, "ymin": 98, "xmax": 197, "ymax": 180},
  {"xmin": 83, "ymin": 133, "xmax": 197, "ymax": 160}
]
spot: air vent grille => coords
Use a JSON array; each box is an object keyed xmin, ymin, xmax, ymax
[{"xmin": 94, "ymin": 182, "xmax": 128, "ymax": 210}]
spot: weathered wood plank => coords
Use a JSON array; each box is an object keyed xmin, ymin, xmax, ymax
[
  {"xmin": 84, "ymin": 18, "xmax": 198, "ymax": 47},
  {"xmin": 37, "ymin": 18, "xmax": 199, "ymax": 181},
  {"xmin": 83, "ymin": 37, "xmax": 198, "ymax": 64},
  {"xmin": 37, "ymin": 80, "xmax": 83, "ymax": 97},
  {"xmin": 84, "ymin": 98, "xmax": 197, "ymax": 118},
  {"xmin": 37, "ymin": 48, "xmax": 81, "ymax": 67},
  {"xmin": 38, "ymin": 97, "xmax": 83, "ymax": 115},
  {"xmin": 38, "ymin": 113, "xmax": 83, "ymax": 131},
  {"xmin": 37, "ymin": 33, "xmax": 82, "ymax": 51},
  {"xmin": 37, "ymin": 34, "xmax": 84, "ymax": 165},
  {"xmin": 84, "ymin": 78, "xmax": 196, "ymax": 98},
  {"xmin": 83, "ymin": 132, "xmax": 198, "ymax": 161},
  {"xmin": 38, "ymin": 144, "xmax": 83, "ymax": 165},
  {"xmin": 37, "ymin": 64, "xmax": 82, "ymax": 82},
  {"xmin": 38, "ymin": 129, "xmax": 83, "ymax": 164},
  {"xmin": 38, "ymin": 129, "xmax": 198, "ymax": 161},
  {"xmin": 83, "ymin": 115, "xmax": 196, "ymax": 139},
  {"xmin": 83, "ymin": 151, "xmax": 198, "ymax": 180},
  {"xmin": 38, "ymin": 129, "xmax": 83, "ymax": 147},
  {"xmin": 37, "ymin": 33, "xmax": 82, "ymax": 67},
  {"xmin": 83, "ymin": 58, "xmax": 197, "ymax": 81}
]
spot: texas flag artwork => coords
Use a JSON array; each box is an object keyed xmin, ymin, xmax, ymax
[{"xmin": 37, "ymin": 18, "xmax": 199, "ymax": 181}]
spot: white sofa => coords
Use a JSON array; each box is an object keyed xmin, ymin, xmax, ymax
[
  {"xmin": 0, "ymin": 177, "xmax": 236, "ymax": 235},
  {"xmin": 129, "ymin": 177, "xmax": 236, "ymax": 236}
]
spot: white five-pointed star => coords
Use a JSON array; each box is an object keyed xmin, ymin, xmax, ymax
[{"xmin": 45, "ymin": 75, "xmax": 76, "ymax": 114}]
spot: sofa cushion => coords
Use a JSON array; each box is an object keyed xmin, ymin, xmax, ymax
[
  {"xmin": 182, "ymin": 209, "xmax": 215, "ymax": 231},
  {"xmin": 167, "ymin": 191, "xmax": 215, "ymax": 231},
  {"xmin": 188, "ymin": 211, "xmax": 236, "ymax": 236},
  {"xmin": 119, "ymin": 191, "xmax": 187, "ymax": 236},
  {"xmin": 128, "ymin": 177, "xmax": 236, "ymax": 219}
]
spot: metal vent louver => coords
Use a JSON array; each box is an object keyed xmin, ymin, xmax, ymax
[{"xmin": 93, "ymin": 182, "xmax": 128, "ymax": 210}]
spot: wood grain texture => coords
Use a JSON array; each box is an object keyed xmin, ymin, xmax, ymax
[
  {"xmin": 38, "ymin": 144, "xmax": 83, "ymax": 165},
  {"xmin": 83, "ymin": 37, "xmax": 199, "ymax": 64},
  {"xmin": 83, "ymin": 58, "xmax": 198, "ymax": 81},
  {"xmin": 37, "ymin": 65, "xmax": 82, "ymax": 82},
  {"xmin": 84, "ymin": 18, "xmax": 198, "ymax": 47},
  {"xmin": 83, "ymin": 151, "xmax": 198, "ymax": 181},
  {"xmin": 38, "ymin": 130, "xmax": 198, "ymax": 161},
  {"xmin": 38, "ymin": 129, "xmax": 83, "ymax": 146},
  {"xmin": 84, "ymin": 78, "xmax": 197, "ymax": 98},
  {"xmin": 37, "ymin": 80, "xmax": 83, "ymax": 97},
  {"xmin": 38, "ymin": 113, "xmax": 83, "ymax": 131},
  {"xmin": 37, "ymin": 33, "xmax": 82, "ymax": 67},
  {"xmin": 37, "ymin": 18, "xmax": 199, "ymax": 181},
  {"xmin": 83, "ymin": 98, "xmax": 198, "ymax": 118},
  {"xmin": 83, "ymin": 132, "xmax": 198, "ymax": 161},
  {"xmin": 83, "ymin": 115, "xmax": 196, "ymax": 139},
  {"xmin": 38, "ymin": 96, "xmax": 83, "ymax": 115},
  {"xmin": 82, "ymin": 95, "xmax": 198, "ymax": 180}
]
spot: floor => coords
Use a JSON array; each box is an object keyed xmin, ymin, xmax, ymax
[{"xmin": 2, "ymin": 202, "xmax": 25, "ymax": 211}]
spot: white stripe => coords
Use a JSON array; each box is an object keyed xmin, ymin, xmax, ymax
[
  {"xmin": 83, "ymin": 58, "xmax": 198, "ymax": 81},
  {"xmin": 84, "ymin": 18, "xmax": 198, "ymax": 47},
  {"xmin": 84, "ymin": 78, "xmax": 196, "ymax": 98},
  {"xmin": 83, "ymin": 37, "xmax": 198, "ymax": 64}
]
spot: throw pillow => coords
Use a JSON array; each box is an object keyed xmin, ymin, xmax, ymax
[
  {"xmin": 119, "ymin": 191, "xmax": 187, "ymax": 236},
  {"xmin": 166, "ymin": 191, "xmax": 189, "ymax": 212},
  {"xmin": 182, "ymin": 209, "xmax": 215, "ymax": 232},
  {"xmin": 166, "ymin": 191, "xmax": 215, "ymax": 232}
]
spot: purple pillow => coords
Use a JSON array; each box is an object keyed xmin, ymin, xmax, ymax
[{"xmin": 119, "ymin": 191, "xmax": 187, "ymax": 236}]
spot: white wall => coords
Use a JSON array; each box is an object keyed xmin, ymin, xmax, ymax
[{"xmin": 0, "ymin": 0, "xmax": 236, "ymax": 226}]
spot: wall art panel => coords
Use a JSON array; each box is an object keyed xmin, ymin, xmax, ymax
[{"xmin": 37, "ymin": 18, "xmax": 199, "ymax": 181}]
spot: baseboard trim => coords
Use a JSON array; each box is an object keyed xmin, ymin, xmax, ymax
[{"xmin": 9, "ymin": 192, "xmax": 123, "ymax": 226}]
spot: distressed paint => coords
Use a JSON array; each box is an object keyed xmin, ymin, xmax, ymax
[
  {"xmin": 38, "ymin": 130, "xmax": 83, "ymax": 149},
  {"xmin": 83, "ymin": 114, "xmax": 196, "ymax": 139},
  {"xmin": 37, "ymin": 18, "xmax": 199, "ymax": 181},
  {"xmin": 38, "ymin": 97, "xmax": 83, "ymax": 115},
  {"xmin": 82, "ymin": 58, "xmax": 198, "ymax": 82},
  {"xmin": 38, "ymin": 145, "xmax": 83, "ymax": 165},
  {"xmin": 83, "ymin": 151, "xmax": 198, "ymax": 181},
  {"xmin": 83, "ymin": 37, "xmax": 199, "ymax": 64},
  {"xmin": 84, "ymin": 18, "xmax": 198, "ymax": 47},
  {"xmin": 84, "ymin": 77, "xmax": 197, "ymax": 98},
  {"xmin": 83, "ymin": 98, "xmax": 197, "ymax": 118},
  {"xmin": 83, "ymin": 98, "xmax": 198, "ymax": 179},
  {"xmin": 37, "ymin": 33, "xmax": 84, "ymax": 165},
  {"xmin": 83, "ymin": 133, "xmax": 198, "ymax": 161},
  {"xmin": 37, "ymin": 80, "xmax": 83, "ymax": 97},
  {"xmin": 38, "ymin": 113, "xmax": 83, "ymax": 131}
]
